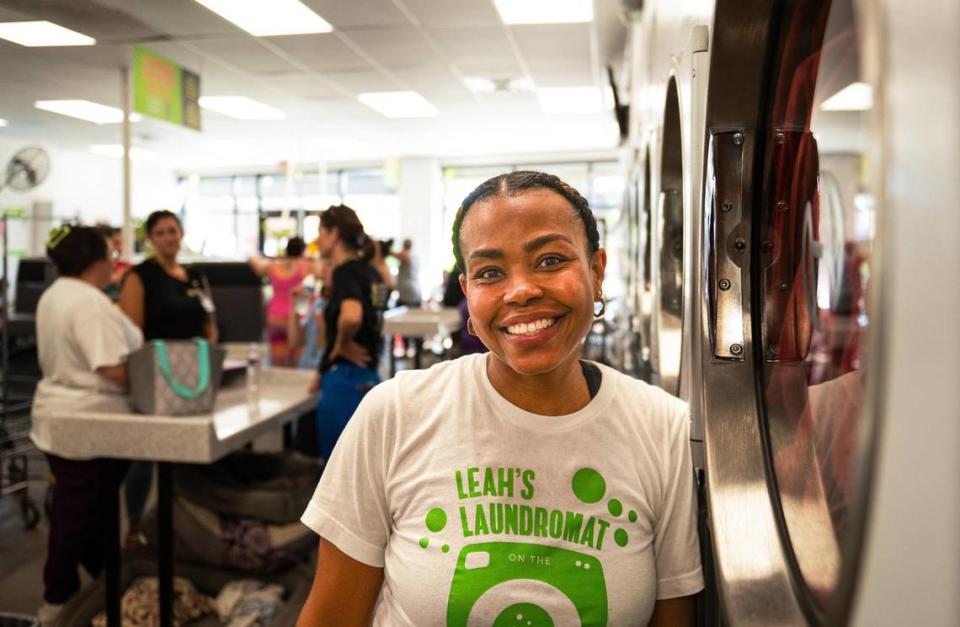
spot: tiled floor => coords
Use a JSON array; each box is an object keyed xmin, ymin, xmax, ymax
[{"xmin": 0, "ymin": 462, "xmax": 49, "ymax": 617}]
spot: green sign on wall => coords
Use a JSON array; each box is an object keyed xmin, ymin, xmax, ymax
[{"xmin": 133, "ymin": 46, "xmax": 201, "ymax": 131}]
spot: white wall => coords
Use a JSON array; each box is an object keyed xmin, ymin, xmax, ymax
[
  {"xmin": 397, "ymin": 157, "xmax": 445, "ymax": 299},
  {"xmin": 0, "ymin": 137, "xmax": 179, "ymax": 255}
]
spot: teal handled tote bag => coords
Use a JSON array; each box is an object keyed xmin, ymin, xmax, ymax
[{"xmin": 129, "ymin": 338, "xmax": 226, "ymax": 415}]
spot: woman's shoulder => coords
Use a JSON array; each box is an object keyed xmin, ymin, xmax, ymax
[
  {"xmin": 595, "ymin": 363, "xmax": 688, "ymax": 426},
  {"xmin": 132, "ymin": 257, "xmax": 160, "ymax": 279},
  {"xmin": 392, "ymin": 354, "xmax": 477, "ymax": 393}
]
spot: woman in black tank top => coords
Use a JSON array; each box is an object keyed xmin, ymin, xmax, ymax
[
  {"xmin": 116, "ymin": 210, "xmax": 216, "ymax": 550},
  {"xmin": 118, "ymin": 210, "xmax": 216, "ymax": 342}
]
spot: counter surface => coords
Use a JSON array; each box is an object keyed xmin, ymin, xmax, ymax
[
  {"xmin": 382, "ymin": 306, "xmax": 461, "ymax": 337},
  {"xmin": 40, "ymin": 368, "xmax": 316, "ymax": 463}
]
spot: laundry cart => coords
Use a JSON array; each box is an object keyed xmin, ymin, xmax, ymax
[{"xmin": 0, "ymin": 409, "xmax": 41, "ymax": 530}]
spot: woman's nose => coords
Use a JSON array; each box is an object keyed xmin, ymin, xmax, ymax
[{"xmin": 503, "ymin": 271, "xmax": 543, "ymax": 305}]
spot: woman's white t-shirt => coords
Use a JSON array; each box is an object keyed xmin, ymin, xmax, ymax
[
  {"xmin": 302, "ymin": 354, "xmax": 703, "ymax": 626},
  {"xmin": 30, "ymin": 277, "xmax": 143, "ymax": 458}
]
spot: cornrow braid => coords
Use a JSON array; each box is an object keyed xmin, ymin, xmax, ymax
[{"xmin": 451, "ymin": 170, "xmax": 600, "ymax": 271}]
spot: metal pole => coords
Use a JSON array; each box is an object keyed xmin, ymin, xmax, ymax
[
  {"xmin": 157, "ymin": 462, "xmax": 174, "ymax": 627},
  {"xmin": 2, "ymin": 214, "xmax": 8, "ymax": 410},
  {"xmin": 121, "ymin": 66, "xmax": 133, "ymax": 259}
]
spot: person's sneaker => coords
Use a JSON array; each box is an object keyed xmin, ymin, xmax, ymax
[{"xmin": 37, "ymin": 602, "xmax": 64, "ymax": 626}]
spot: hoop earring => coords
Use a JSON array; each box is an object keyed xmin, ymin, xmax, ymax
[
  {"xmin": 593, "ymin": 289, "xmax": 605, "ymax": 318},
  {"xmin": 466, "ymin": 317, "xmax": 477, "ymax": 336}
]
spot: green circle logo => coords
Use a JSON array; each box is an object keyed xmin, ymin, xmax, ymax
[
  {"xmin": 571, "ymin": 468, "xmax": 606, "ymax": 504},
  {"xmin": 425, "ymin": 507, "xmax": 447, "ymax": 532}
]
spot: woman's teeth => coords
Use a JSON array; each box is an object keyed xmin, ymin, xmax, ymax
[{"xmin": 505, "ymin": 318, "xmax": 556, "ymax": 335}]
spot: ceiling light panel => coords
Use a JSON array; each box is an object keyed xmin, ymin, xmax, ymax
[
  {"xmin": 536, "ymin": 86, "xmax": 608, "ymax": 115},
  {"xmin": 192, "ymin": 0, "xmax": 333, "ymax": 36},
  {"xmin": 493, "ymin": 0, "xmax": 593, "ymax": 25},
  {"xmin": 463, "ymin": 77, "xmax": 536, "ymax": 93},
  {"xmin": 34, "ymin": 100, "xmax": 134, "ymax": 124},
  {"xmin": 0, "ymin": 119, "xmax": 7, "ymax": 127},
  {"xmin": 0, "ymin": 21, "xmax": 96, "ymax": 46},
  {"xmin": 821, "ymin": 81, "xmax": 873, "ymax": 111},
  {"xmin": 358, "ymin": 91, "xmax": 438, "ymax": 118},
  {"xmin": 199, "ymin": 96, "xmax": 286, "ymax": 120}
]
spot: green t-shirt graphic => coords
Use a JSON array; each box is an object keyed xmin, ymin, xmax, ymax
[{"xmin": 302, "ymin": 354, "xmax": 703, "ymax": 626}]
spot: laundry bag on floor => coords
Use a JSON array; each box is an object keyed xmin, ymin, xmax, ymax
[{"xmin": 129, "ymin": 338, "xmax": 225, "ymax": 415}]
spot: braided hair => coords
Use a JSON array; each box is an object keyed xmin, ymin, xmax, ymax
[{"xmin": 451, "ymin": 171, "xmax": 600, "ymax": 271}]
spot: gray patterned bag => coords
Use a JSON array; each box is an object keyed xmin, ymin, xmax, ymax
[{"xmin": 129, "ymin": 339, "xmax": 225, "ymax": 415}]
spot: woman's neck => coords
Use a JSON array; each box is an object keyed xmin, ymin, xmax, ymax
[
  {"xmin": 486, "ymin": 353, "xmax": 591, "ymax": 416},
  {"xmin": 330, "ymin": 244, "xmax": 357, "ymax": 267},
  {"xmin": 154, "ymin": 254, "xmax": 178, "ymax": 270}
]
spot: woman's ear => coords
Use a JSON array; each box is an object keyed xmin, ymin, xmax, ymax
[{"xmin": 591, "ymin": 248, "xmax": 608, "ymax": 287}]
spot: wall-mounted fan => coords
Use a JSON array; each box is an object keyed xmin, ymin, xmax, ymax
[{"xmin": 2, "ymin": 146, "xmax": 50, "ymax": 192}]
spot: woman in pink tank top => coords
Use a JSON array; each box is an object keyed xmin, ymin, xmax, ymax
[{"xmin": 251, "ymin": 237, "xmax": 311, "ymax": 366}]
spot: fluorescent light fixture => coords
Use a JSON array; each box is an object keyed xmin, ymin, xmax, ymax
[
  {"xmin": 821, "ymin": 82, "xmax": 873, "ymax": 111},
  {"xmin": 463, "ymin": 77, "xmax": 497, "ymax": 93},
  {"xmin": 493, "ymin": 0, "xmax": 593, "ymax": 24},
  {"xmin": 0, "ymin": 21, "xmax": 95, "ymax": 46},
  {"xmin": 192, "ymin": 0, "xmax": 332, "ymax": 36},
  {"xmin": 0, "ymin": 118, "xmax": 7, "ymax": 127},
  {"xmin": 199, "ymin": 96, "xmax": 286, "ymax": 120},
  {"xmin": 536, "ymin": 86, "xmax": 609, "ymax": 115},
  {"xmin": 34, "ymin": 100, "xmax": 141, "ymax": 124},
  {"xmin": 89, "ymin": 145, "xmax": 155, "ymax": 161},
  {"xmin": 463, "ymin": 76, "xmax": 535, "ymax": 93},
  {"xmin": 358, "ymin": 91, "xmax": 438, "ymax": 118}
]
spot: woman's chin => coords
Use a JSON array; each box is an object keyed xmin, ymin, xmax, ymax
[{"xmin": 489, "ymin": 349, "xmax": 574, "ymax": 379}]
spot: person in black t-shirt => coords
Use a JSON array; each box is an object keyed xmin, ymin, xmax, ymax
[
  {"xmin": 117, "ymin": 210, "xmax": 217, "ymax": 548},
  {"xmin": 309, "ymin": 204, "xmax": 383, "ymax": 460}
]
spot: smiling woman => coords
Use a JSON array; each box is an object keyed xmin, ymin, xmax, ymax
[{"xmin": 296, "ymin": 171, "xmax": 703, "ymax": 627}]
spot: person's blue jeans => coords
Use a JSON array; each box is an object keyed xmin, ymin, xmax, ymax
[{"xmin": 315, "ymin": 363, "xmax": 381, "ymax": 460}]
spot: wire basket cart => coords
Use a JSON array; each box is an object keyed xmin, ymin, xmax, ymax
[
  {"xmin": 0, "ymin": 410, "xmax": 41, "ymax": 529},
  {"xmin": 1, "ymin": 213, "xmax": 42, "ymax": 529}
]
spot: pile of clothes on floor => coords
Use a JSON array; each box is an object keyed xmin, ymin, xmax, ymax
[
  {"xmin": 58, "ymin": 451, "xmax": 323, "ymax": 627},
  {"xmin": 90, "ymin": 577, "xmax": 286, "ymax": 627}
]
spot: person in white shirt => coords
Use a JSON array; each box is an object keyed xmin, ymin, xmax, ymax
[
  {"xmin": 297, "ymin": 171, "xmax": 703, "ymax": 626},
  {"xmin": 30, "ymin": 225, "xmax": 143, "ymax": 625}
]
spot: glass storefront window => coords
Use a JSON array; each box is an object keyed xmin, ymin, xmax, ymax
[{"xmin": 183, "ymin": 168, "xmax": 397, "ymax": 257}]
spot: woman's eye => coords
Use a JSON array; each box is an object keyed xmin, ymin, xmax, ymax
[
  {"xmin": 474, "ymin": 267, "xmax": 502, "ymax": 281},
  {"xmin": 538, "ymin": 255, "xmax": 566, "ymax": 268}
]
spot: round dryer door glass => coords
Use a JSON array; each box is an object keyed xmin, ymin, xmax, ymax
[{"xmin": 758, "ymin": 0, "xmax": 877, "ymax": 614}]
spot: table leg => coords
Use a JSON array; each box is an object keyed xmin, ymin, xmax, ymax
[
  {"xmin": 104, "ymin": 482, "xmax": 121, "ymax": 627},
  {"xmin": 157, "ymin": 462, "xmax": 174, "ymax": 627},
  {"xmin": 414, "ymin": 337, "xmax": 423, "ymax": 370},
  {"xmin": 390, "ymin": 334, "xmax": 397, "ymax": 377}
]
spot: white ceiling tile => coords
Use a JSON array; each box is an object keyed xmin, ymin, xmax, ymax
[
  {"xmin": 527, "ymin": 62, "xmax": 596, "ymax": 87},
  {"xmin": 262, "ymin": 73, "xmax": 345, "ymax": 100},
  {"xmin": 322, "ymin": 69, "xmax": 394, "ymax": 94},
  {"xmin": 427, "ymin": 27, "xmax": 518, "ymax": 69},
  {"xmin": 511, "ymin": 23, "xmax": 591, "ymax": 65},
  {"xmin": 189, "ymin": 38, "xmax": 297, "ymax": 74},
  {"xmin": 399, "ymin": 0, "xmax": 501, "ymax": 28},
  {"xmin": 94, "ymin": 0, "xmax": 249, "ymax": 37},
  {"xmin": 266, "ymin": 34, "xmax": 369, "ymax": 72},
  {"xmin": 344, "ymin": 28, "xmax": 436, "ymax": 69},
  {"xmin": 302, "ymin": 0, "xmax": 410, "ymax": 29}
]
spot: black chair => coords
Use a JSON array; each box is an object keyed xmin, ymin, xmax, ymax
[{"xmin": 188, "ymin": 262, "xmax": 264, "ymax": 343}]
